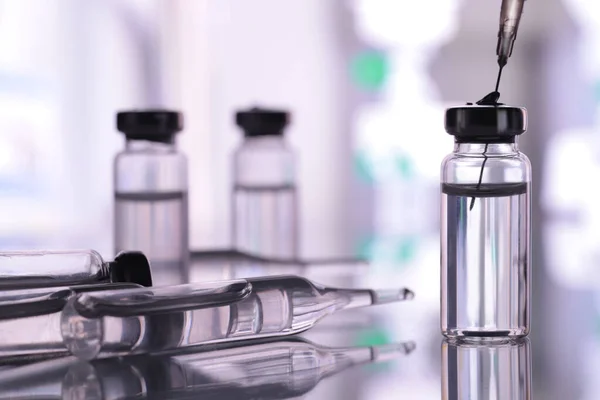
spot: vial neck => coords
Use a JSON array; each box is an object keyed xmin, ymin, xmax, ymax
[
  {"xmin": 126, "ymin": 138, "xmax": 176, "ymax": 152},
  {"xmin": 245, "ymin": 135, "xmax": 284, "ymax": 142},
  {"xmin": 243, "ymin": 135, "xmax": 285, "ymax": 147},
  {"xmin": 454, "ymin": 142, "xmax": 518, "ymax": 155}
]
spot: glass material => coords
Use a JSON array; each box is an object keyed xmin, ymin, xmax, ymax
[
  {"xmin": 0, "ymin": 338, "xmax": 415, "ymax": 399},
  {"xmin": 0, "ymin": 357, "xmax": 74, "ymax": 397},
  {"xmin": 114, "ymin": 139, "xmax": 189, "ymax": 286},
  {"xmin": 60, "ymin": 276, "xmax": 414, "ymax": 360},
  {"xmin": 189, "ymin": 249, "xmax": 369, "ymax": 280},
  {"xmin": 441, "ymin": 143, "xmax": 531, "ymax": 339},
  {"xmin": 232, "ymin": 136, "xmax": 298, "ymax": 259},
  {"xmin": 0, "ymin": 283, "xmax": 141, "ymax": 361},
  {"xmin": 442, "ymin": 338, "xmax": 531, "ymax": 400},
  {"xmin": 0, "ymin": 250, "xmax": 148, "ymax": 290}
]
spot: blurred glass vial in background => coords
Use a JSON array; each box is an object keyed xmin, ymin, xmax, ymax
[
  {"xmin": 114, "ymin": 110, "xmax": 189, "ymax": 286},
  {"xmin": 232, "ymin": 107, "xmax": 298, "ymax": 260}
]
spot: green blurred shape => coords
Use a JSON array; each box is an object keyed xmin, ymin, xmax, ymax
[
  {"xmin": 355, "ymin": 327, "xmax": 394, "ymax": 373},
  {"xmin": 395, "ymin": 237, "xmax": 417, "ymax": 264},
  {"xmin": 594, "ymin": 80, "xmax": 600, "ymax": 103},
  {"xmin": 353, "ymin": 152, "xmax": 375, "ymax": 183},
  {"xmin": 356, "ymin": 236, "xmax": 375, "ymax": 260},
  {"xmin": 350, "ymin": 50, "xmax": 388, "ymax": 91},
  {"xmin": 395, "ymin": 154, "xmax": 414, "ymax": 180},
  {"xmin": 355, "ymin": 327, "xmax": 391, "ymax": 347}
]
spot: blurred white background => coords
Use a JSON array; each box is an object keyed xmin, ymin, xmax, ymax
[{"xmin": 1, "ymin": 0, "xmax": 599, "ymax": 398}]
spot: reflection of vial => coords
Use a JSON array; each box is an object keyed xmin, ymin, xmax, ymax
[
  {"xmin": 442, "ymin": 338, "xmax": 531, "ymax": 399},
  {"xmin": 440, "ymin": 105, "xmax": 531, "ymax": 339},
  {"xmin": 114, "ymin": 110, "xmax": 189, "ymax": 285},
  {"xmin": 232, "ymin": 108, "xmax": 298, "ymax": 260}
]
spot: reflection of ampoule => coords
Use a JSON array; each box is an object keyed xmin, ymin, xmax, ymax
[
  {"xmin": 0, "ymin": 250, "xmax": 152, "ymax": 290},
  {"xmin": 442, "ymin": 338, "xmax": 531, "ymax": 400},
  {"xmin": 61, "ymin": 276, "xmax": 414, "ymax": 359},
  {"xmin": 58, "ymin": 338, "xmax": 416, "ymax": 400},
  {"xmin": 0, "ymin": 283, "xmax": 142, "ymax": 361},
  {"xmin": 0, "ymin": 357, "xmax": 75, "ymax": 399}
]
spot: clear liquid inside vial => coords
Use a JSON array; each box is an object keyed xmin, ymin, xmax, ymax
[
  {"xmin": 115, "ymin": 191, "xmax": 189, "ymax": 285},
  {"xmin": 233, "ymin": 184, "xmax": 298, "ymax": 260},
  {"xmin": 441, "ymin": 182, "xmax": 529, "ymax": 339}
]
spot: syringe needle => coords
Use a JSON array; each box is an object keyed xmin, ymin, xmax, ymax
[{"xmin": 495, "ymin": 65, "xmax": 504, "ymax": 94}]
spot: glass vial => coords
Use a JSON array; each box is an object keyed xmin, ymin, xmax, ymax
[
  {"xmin": 441, "ymin": 105, "xmax": 531, "ymax": 339},
  {"xmin": 442, "ymin": 338, "xmax": 531, "ymax": 400},
  {"xmin": 232, "ymin": 107, "xmax": 298, "ymax": 260},
  {"xmin": 114, "ymin": 110, "xmax": 189, "ymax": 285}
]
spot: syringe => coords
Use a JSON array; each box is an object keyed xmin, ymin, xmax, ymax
[
  {"xmin": 60, "ymin": 337, "xmax": 415, "ymax": 399},
  {"xmin": 0, "ymin": 283, "xmax": 143, "ymax": 362},
  {"xmin": 497, "ymin": 0, "xmax": 526, "ymax": 68},
  {"xmin": 494, "ymin": 0, "xmax": 526, "ymax": 93},
  {"xmin": 0, "ymin": 250, "xmax": 152, "ymax": 290},
  {"xmin": 60, "ymin": 275, "xmax": 414, "ymax": 359}
]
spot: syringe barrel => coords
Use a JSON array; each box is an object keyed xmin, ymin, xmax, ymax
[{"xmin": 497, "ymin": 0, "xmax": 526, "ymax": 63}]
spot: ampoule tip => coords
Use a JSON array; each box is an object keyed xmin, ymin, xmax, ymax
[
  {"xmin": 371, "ymin": 288, "xmax": 415, "ymax": 304},
  {"xmin": 372, "ymin": 341, "xmax": 417, "ymax": 362}
]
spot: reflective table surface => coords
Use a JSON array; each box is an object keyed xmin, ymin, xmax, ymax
[{"xmin": 0, "ymin": 251, "xmax": 565, "ymax": 399}]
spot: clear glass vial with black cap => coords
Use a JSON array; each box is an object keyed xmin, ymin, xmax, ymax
[
  {"xmin": 114, "ymin": 110, "xmax": 189, "ymax": 285},
  {"xmin": 233, "ymin": 107, "xmax": 298, "ymax": 259},
  {"xmin": 441, "ymin": 104, "xmax": 531, "ymax": 339}
]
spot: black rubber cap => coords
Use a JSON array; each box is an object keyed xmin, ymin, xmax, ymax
[
  {"xmin": 117, "ymin": 110, "xmax": 183, "ymax": 143},
  {"xmin": 236, "ymin": 107, "xmax": 289, "ymax": 137},
  {"xmin": 109, "ymin": 251, "xmax": 153, "ymax": 287},
  {"xmin": 445, "ymin": 105, "xmax": 527, "ymax": 143}
]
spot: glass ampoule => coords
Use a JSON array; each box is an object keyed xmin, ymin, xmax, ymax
[{"xmin": 60, "ymin": 276, "xmax": 413, "ymax": 359}]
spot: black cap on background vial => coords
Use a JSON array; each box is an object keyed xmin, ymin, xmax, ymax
[
  {"xmin": 117, "ymin": 110, "xmax": 183, "ymax": 143},
  {"xmin": 109, "ymin": 251, "xmax": 153, "ymax": 287},
  {"xmin": 236, "ymin": 107, "xmax": 290, "ymax": 137},
  {"xmin": 445, "ymin": 105, "xmax": 527, "ymax": 143}
]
